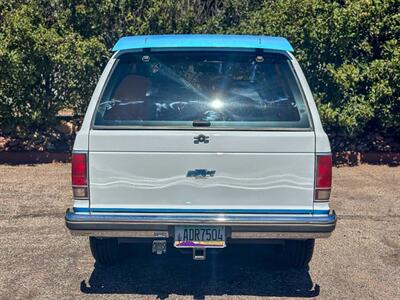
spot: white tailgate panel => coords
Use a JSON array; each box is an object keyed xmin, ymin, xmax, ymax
[{"xmin": 89, "ymin": 130, "xmax": 315, "ymax": 211}]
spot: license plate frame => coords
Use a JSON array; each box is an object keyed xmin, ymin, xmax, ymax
[{"xmin": 174, "ymin": 226, "xmax": 226, "ymax": 248}]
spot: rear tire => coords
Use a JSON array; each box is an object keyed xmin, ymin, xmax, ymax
[
  {"xmin": 89, "ymin": 237, "xmax": 121, "ymax": 266},
  {"xmin": 283, "ymin": 239, "xmax": 315, "ymax": 268}
]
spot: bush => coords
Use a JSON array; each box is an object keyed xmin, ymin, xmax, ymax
[
  {"xmin": 0, "ymin": 1, "xmax": 108, "ymax": 134},
  {"xmin": 236, "ymin": 0, "xmax": 400, "ymax": 149},
  {"xmin": 0, "ymin": 0, "xmax": 399, "ymax": 151}
]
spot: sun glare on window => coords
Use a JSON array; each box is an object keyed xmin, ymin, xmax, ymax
[{"xmin": 210, "ymin": 98, "xmax": 224, "ymax": 110}]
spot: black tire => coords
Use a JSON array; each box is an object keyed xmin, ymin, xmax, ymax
[
  {"xmin": 283, "ymin": 239, "xmax": 315, "ymax": 268},
  {"xmin": 89, "ymin": 237, "xmax": 121, "ymax": 266}
]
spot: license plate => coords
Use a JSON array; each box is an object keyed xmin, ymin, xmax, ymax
[{"xmin": 174, "ymin": 226, "xmax": 226, "ymax": 248}]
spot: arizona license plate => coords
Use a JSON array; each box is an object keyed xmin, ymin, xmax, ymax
[{"xmin": 174, "ymin": 226, "xmax": 226, "ymax": 248}]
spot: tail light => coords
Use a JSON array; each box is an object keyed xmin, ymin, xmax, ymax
[
  {"xmin": 315, "ymin": 154, "xmax": 332, "ymax": 201},
  {"xmin": 71, "ymin": 153, "xmax": 88, "ymax": 199}
]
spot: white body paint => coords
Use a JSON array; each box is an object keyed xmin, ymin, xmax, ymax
[{"xmin": 73, "ymin": 50, "xmax": 331, "ymax": 215}]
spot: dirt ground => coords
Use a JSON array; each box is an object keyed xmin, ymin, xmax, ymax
[{"xmin": 0, "ymin": 164, "xmax": 399, "ymax": 300}]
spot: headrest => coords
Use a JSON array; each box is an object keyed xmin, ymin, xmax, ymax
[{"xmin": 113, "ymin": 74, "xmax": 150, "ymax": 101}]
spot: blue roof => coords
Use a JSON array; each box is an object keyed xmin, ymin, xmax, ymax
[{"xmin": 112, "ymin": 34, "xmax": 293, "ymax": 52}]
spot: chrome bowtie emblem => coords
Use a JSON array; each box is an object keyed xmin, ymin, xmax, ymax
[
  {"xmin": 186, "ymin": 169, "xmax": 216, "ymax": 178},
  {"xmin": 194, "ymin": 134, "xmax": 209, "ymax": 144}
]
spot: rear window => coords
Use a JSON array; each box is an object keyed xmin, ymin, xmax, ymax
[{"xmin": 93, "ymin": 51, "xmax": 311, "ymax": 129}]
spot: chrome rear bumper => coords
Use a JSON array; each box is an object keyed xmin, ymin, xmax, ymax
[{"xmin": 65, "ymin": 208, "xmax": 336, "ymax": 239}]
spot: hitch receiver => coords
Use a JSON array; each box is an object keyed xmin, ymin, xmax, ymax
[{"xmin": 193, "ymin": 248, "xmax": 206, "ymax": 260}]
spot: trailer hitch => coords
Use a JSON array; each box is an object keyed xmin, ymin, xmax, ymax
[{"xmin": 193, "ymin": 247, "xmax": 206, "ymax": 260}]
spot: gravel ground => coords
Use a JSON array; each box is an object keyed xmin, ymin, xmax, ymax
[{"xmin": 0, "ymin": 164, "xmax": 399, "ymax": 299}]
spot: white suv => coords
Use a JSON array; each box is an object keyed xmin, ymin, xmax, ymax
[{"xmin": 65, "ymin": 34, "xmax": 336, "ymax": 267}]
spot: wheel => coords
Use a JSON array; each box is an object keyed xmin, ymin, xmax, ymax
[
  {"xmin": 89, "ymin": 237, "xmax": 121, "ymax": 266},
  {"xmin": 283, "ymin": 239, "xmax": 315, "ymax": 268}
]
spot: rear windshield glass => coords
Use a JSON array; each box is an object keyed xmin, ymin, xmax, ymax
[{"xmin": 93, "ymin": 51, "xmax": 311, "ymax": 129}]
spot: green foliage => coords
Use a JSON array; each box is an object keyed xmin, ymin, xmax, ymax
[
  {"xmin": 0, "ymin": 0, "xmax": 399, "ymax": 150},
  {"xmin": 0, "ymin": 1, "xmax": 108, "ymax": 132},
  {"xmin": 236, "ymin": 0, "xmax": 400, "ymax": 141}
]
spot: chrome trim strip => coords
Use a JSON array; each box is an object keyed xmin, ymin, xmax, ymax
[
  {"xmin": 70, "ymin": 230, "xmax": 170, "ymax": 238},
  {"xmin": 69, "ymin": 230, "xmax": 330, "ymax": 239},
  {"xmin": 66, "ymin": 209, "xmax": 336, "ymax": 225},
  {"xmin": 230, "ymin": 232, "xmax": 331, "ymax": 239}
]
